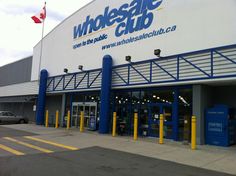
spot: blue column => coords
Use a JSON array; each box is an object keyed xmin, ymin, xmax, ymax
[
  {"xmin": 172, "ymin": 88, "xmax": 179, "ymax": 141},
  {"xmin": 36, "ymin": 69, "xmax": 48, "ymax": 125},
  {"xmin": 99, "ymin": 55, "xmax": 113, "ymax": 134}
]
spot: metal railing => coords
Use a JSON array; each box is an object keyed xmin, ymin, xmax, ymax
[
  {"xmin": 47, "ymin": 69, "xmax": 102, "ymax": 92},
  {"xmin": 47, "ymin": 44, "xmax": 236, "ymax": 92}
]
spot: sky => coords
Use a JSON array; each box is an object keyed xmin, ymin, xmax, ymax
[{"xmin": 0, "ymin": 0, "xmax": 93, "ymax": 66}]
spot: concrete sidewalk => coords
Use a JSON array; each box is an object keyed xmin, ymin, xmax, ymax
[{"xmin": 4, "ymin": 124, "xmax": 236, "ymax": 175}]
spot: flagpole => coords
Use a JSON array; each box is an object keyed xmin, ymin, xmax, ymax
[{"xmin": 38, "ymin": 2, "xmax": 46, "ymax": 82}]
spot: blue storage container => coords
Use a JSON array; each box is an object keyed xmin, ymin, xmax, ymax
[
  {"xmin": 205, "ymin": 105, "xmax": 236, "ymax": 147},
  {"xmin": 88, "ymin": 115, "xmax": 97, "ymax": 131}
]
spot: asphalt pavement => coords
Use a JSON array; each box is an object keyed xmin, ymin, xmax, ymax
[
  {"xmin": 0, "ymin": 146, "xmax": 234, "ymax": 176},
  {"xmin": 0, "ymin": 125, "xmax": 36, "ymax": 138},
  {"xmin": 0, "ymin": 125, "xmax": 236, "ymax": 176}
]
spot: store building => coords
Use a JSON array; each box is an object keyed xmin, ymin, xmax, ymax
[
  {"xmin": 1, "ymin": 0, "xmax": 236, "ymax": 145},
  {"xmin": 0, "ymin": 56, "xmax": 38, "ymax": 122}
]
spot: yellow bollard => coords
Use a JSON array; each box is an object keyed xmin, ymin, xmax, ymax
[
  {"xmin": 45, "ymin": 110, "xmax": 49, "ymax": 128},
  {"xmin": 66, "ymin": 111, "xmax": 70, "ymax": 130},
  {"xmin": 159, "ymin": 114, "xmax": 164, "ymax": 144},
  {"xmin": 133, "ymin": 113, "xmax": 138, "ymax": 141},
  {"xmin": 80, "ymin": 111, "xmax": 84, "ymax": 132},
  {"xmin": 112, "ymin": 112, "xmax": 117, "ymax": 137},
  {"xmin": 191, "ymin": 116, "xmax": 197, "ymax": 150},
  {"xmin": 55, "ymin": 110, "xmax": 59, "ymax": 128}
]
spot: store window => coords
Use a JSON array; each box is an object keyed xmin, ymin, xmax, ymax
[
  {"xmin": 148, "ymin": 90, "xmax": 174, "ymax": 104},
  {"xmin": 113, "ymin": 91, "xmax": 131, "ymax": 135},
  {"xmin": 111, "ymin": 87, "xmax": 192, "ymax": 140},
  {"xmin": 178, "ymin": 89, "xmax": 192, "ymax": 141}
]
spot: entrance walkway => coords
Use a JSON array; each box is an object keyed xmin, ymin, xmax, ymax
[{"xmin": 3, "ymin": 124, "xmax": 236, "ymax": 175}]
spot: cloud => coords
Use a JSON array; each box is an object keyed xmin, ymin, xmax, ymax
[
  {"xmin": 0, "ymin": 5, "xmax": 36, "ymax": 14},
  {"xmin": 0, "ymin": 4, "xmax": 65, "ymax": 22},
  {"xmin": 47, "ymin": 11, "xmax": 65, "ymax": 21},
  {"xmin": 0, "ymin": 48, "xmax": 32, "ymax": 67},
  {"xmin": 0, "ymin": 0, "xmax": 93, "ymax": 67}
]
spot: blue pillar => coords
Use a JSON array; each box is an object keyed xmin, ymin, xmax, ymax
[
  {"xmin": 172, "ymin": 88, "xmax": 179, "ymax": 141},
  {"xmin": 36, "ymin": 69, "xmax": 48, "ymax": 125},
  {"xmin": 99, "ymin": 55, "xmax": 113, "ymax": 134}
]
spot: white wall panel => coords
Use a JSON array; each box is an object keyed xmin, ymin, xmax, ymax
[
  {"xmin": 0, "ymin": 81, "xmax": 39, "ymax": 97},
  {"xmin": 32, "ymin": 0, "xmax": 236, "ymax": 80}
]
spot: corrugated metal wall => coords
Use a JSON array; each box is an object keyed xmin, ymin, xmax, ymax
[
  {"xmin": 0, "ymin": 102, "xmax": 36, "ymax": 122},
  {"xmin": 0, "ymin": 56, "xmax": 32, "ymax": 87}
]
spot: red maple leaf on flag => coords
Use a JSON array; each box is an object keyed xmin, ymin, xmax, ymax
[{"xmin": 31, "ymin": 3, "xmax": 46, "ymax": 24}]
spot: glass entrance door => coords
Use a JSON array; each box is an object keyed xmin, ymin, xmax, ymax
[
  {"xmin": 72, "ymin": 104, "xmax": 81, "ymax": 127},
  {"xmin": 72, "ymin": 102, "xmax": 97, "ymax": 130},
  {"xmin": 148, "ymin": 103, "xmax": 173, "ymax": 138},
  {"xmin": 148, "ymin": 105, "xmax": 161, "ymax": 137},
  {"xmin": 115, "ymin": 104, "xmax": 130, "ymax": 135}
]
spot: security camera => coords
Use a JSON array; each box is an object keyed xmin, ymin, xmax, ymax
[
  {"xmin": 125, "ymin": 56, "xmax": 132, "ymax": 62},
  {"xmin": 154, "ymin": 49, "xmax": 161, "ymax": 57},
  {"xmin": 78, "ymin": 65, "xmax": 83, "ymax": 71},
  {"xmin": 64, "ymin": 68, "xmax": 68, "ymax": 73}
]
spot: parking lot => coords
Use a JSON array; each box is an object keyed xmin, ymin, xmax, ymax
[
  {"xmin": 0, "ymin": 126, "xmax": 78, "ymax": 157},
  {"xmin": 1, "ymin": 146, "xmax": 234, "ymax": 176},
  {"xmin": 0, "ymin": 125, "xmax": 236, "ymax": 176}
]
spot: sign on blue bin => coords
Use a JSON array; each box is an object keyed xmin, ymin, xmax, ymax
[{"xmin": 205, "ymin": 105, "xmax": 236, "ymax": 147}]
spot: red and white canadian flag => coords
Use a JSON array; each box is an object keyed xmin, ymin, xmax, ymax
[{"xmin": 31, "ymin": 3, "xmax": 46, "ymax": 23}]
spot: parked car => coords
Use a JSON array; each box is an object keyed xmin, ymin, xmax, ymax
[{"xmin": 0, "ymin": 111, "xmax": 28, "ymax": 124}]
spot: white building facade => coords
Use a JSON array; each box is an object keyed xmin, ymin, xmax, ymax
[{"xmin": 1, "ymin": 0, "xmax": 236, "ymax": 146}]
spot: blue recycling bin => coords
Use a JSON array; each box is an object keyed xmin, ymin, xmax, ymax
[{"xmin": 205, "ymin": 105, "xmax": 236, "ymax": 147}]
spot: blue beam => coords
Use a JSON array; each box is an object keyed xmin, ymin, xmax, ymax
[
  {"xmin": 177, "ymin": 56, "xmax": 180, "ymax": 80},
  {"xmin": 89, "ymin": 71, "xmax": 102, "ymax": 87},
  {"xmin": 75, "ymin": 73, "xmax": 87, "ymax": 88},
  {"xmin": 53, "ymin": 76, "xmax": 64, "ymax": 91},
  {"xmin": 150, "ymin": 61, "xmax": 153, "ymax": 82},
  {"xmin": 180, "ymin": 56, "xmax": 211, "ymax": 77},
  {"xmin": 211, "ymin": 50, "xmax": 214, "ymax": 77},
  {"xmin": 87, "ymin": 72, "xmax": 90, "ymax": 88},
  {"xmin": 214, "ymin": 50, "xmax": 236, "ymax": 65},
  {"xmin": 130, "ymin": 64, "xmax": 150, "ymax": 83},
  {"xmin": 65, "ymin": 74, "xmax": 75, "ymax": 89},
  {"xmin": 113, "ymin": 70, "xmax": 127, "ymax": 84},
  {"xmin": 46, "ymin": 78, "xmax": 53, "ymax": 89},
  {"xmin": 127, "ymin": 65, "xmax": 130, "ymax": 85},
  {"xmin": 153, "ymin": 61, "xmax": 177, "ymax": 80}
]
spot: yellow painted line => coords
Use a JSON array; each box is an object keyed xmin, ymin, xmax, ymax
[
  {"xmin": 0, "ymin": 144, "xmax": 25, "ymax": 156},
  {"xmin": 3, "ymin": 137, "xmax": 53, "ymax": 154},
  {"xmin": 24, "ymin": 136, "xmax": 79, "ymax": 151}
]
